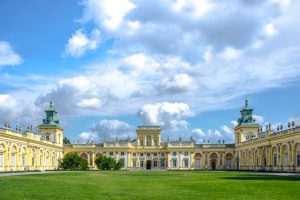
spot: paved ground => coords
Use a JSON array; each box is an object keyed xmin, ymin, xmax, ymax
[{"xmin": 0, "ymin": 171, "xmax": 67, "ymax": 177}]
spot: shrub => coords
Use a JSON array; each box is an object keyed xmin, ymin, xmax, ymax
[
  {"xmin": 95, "ymin": 156, "xmax": 123, "ymax": 170},
  {"xmin": 59, "ymin": 153, "xmax": 89, "ymax": 170}
]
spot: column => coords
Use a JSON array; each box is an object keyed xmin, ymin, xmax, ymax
[{"xmin": 92, "ymin": 152, "xmax": 95, "ymax": 169}]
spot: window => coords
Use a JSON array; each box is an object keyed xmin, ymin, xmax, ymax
[
  {"xmin": 173, "ymin": 152, "xmax": 177, "ymax": 157},
  {"xmin": 297, "ymin": 154, "xmax": 300, "ymax": 167},
  {"xmin": 154, "ymin": 139, "xmax": 158, "ymax": 146},
  {"xmin": 160, "ymin": 159, "xmax": 165, "ymax": 168},
  {"xmin": 172, "ymin": 159, "xmax": 177, "ymax": 167},
  {"xmin": 154, "ymin": 160, "xmax": 158, "ymax": 167},
  {"xmin": 161, "ymin": 153, "xmax": 165, "ymax": 157},
  {"xmin": 184, "ymin": 152, "xmax": 189, "ymax": 156},
  {"xmin": 119, "ymin": 158, "xmax": 125, "ymax": 167},
  {"xmin": 140, "ymin": 153, "xmax": 144, "ymax": 156},
  {"xmin": 110, "ymin": 152, "xmax": 113, "ymax": 156},
  {"xmin": 146, "ymin": 135, "xmax": 151, "ymax": 146},
  {"xmin": 121, "ymin": 152, "xmax": 125, "ymax": 156},
  {"xmin": 284, "ymin": 153, "xmax": 288, "ymax": 167},
  {"xmin": 133, "ymin": 153, "xmax": 136, "ymax": 157},
  {"xmin": 52, "ymin": 157, "xmax": 55, "ymax": 167},
  {"xmin": 22, "ymin": 154, "xmax": 26, "ymax": 166},
  {"xmin": 273, "ymin": 155, "xmax": 277, "ymax": 166},
  {"xmin": 11, "ymin": 154, "xmax": 16, "ymax": 167},
  {"xmin": 0, "ymin": 153, "xmax": 3, "ymax": 166},
  {"xmin": 140, "ymin": 139, "xmax": 144, "ymax": 146},
  {"xmin": 154, "ymin": 153, "xmax": 157, "ymax": 157},
  {"xmin": 133, "ymin": 160, "xmax": 136, "ymax": 167},
  {"xmin": 40, "ymin": 156, "xmax": 43, "ymax": 166},
  {"xmin": 184, "ymin": 159, "xmax": 189, "ymax": 167},
  {"xmin": 140, "ymin": 160, "xmax": 144, "ymax": 167},
  {"xmin": 147, "ymin": 153, "xmax": 150, "ymax": 156}
]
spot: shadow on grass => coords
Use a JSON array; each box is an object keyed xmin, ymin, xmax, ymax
[{"xmin": 221, "ymin": 175, "xmax": 300, "ymax": 181}]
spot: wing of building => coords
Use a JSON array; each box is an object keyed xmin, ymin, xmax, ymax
[{"xmin": 1, "ymin": 100, "xmax": 300, "ymax": 172}]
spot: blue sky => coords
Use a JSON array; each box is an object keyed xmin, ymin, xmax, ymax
[{"xmin": 0, "ymin": 0, "xmax": 300, "ymax": 143}]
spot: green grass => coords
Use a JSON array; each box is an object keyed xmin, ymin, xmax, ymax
[{"xmin": 0, "ymin": 171, "xmax": 299, "ymax": 200}]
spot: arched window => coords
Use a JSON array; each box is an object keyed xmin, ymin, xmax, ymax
[{"xmin": 225, "ymin": 153, "xmax": 233, "ymax": 169}]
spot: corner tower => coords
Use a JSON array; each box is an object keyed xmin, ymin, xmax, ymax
[
  {"xmin": 38, "ymin": 101, "xmax": 64, "ymax": 146},
  {"xmin": 234, "ymin": 99, "xmax": 259, "ymax": 144}
]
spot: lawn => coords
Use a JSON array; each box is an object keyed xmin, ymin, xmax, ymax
[{"xmin": 0, "ymin": 171, "xmax": 299, "ymax": 200}]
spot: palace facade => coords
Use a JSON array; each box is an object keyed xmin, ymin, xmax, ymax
[{"xmin": 1, "ymin": 100, "xmax": 300, "ymax": 172}]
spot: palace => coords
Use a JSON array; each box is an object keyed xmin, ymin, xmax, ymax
[{"xmin": 1, "ymin": 100, "xmax": 300, "ymax": 172}]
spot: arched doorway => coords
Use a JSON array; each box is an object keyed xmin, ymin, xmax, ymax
[
  {"xmin": 210, "ymin": 153, "xmax": 218, "ymax": 170},
  {"xmin": 225, "ymin": 153, "xmax": 233, "ymax": 170},
  {"xmin": 194, "ymin": 153, "xmax": 202, "ymax": 169}
]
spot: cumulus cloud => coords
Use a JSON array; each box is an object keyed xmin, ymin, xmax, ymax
[
  {"xmin": 80, "ymin": 0, "xmax": 136, "ymax": 30},
  {"xmin": 35, "ymin": 76, "xmax": 117, "ymax": 115},
  {"xmin": 0, "ymin": 41, "xmax": 22, "ymax": 66},
  {"xmin": 64, "ymin": 29, "xmax": 101, "ymax": 57},
  {"xmin": 156, "ymin": 73, "xmax": 196, "ymax": 94},
  {"xmin": 0, "ymin": 94, "xmax": 41, "ymax": 129},
  {"xmin": 138, "ymin": 102, "xmax": 193, "ymax": 136},
  {"xmin": 79, "ymin": 119, "xmax": 134, "ymax": 142}
]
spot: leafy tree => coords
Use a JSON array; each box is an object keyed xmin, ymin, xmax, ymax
[
  {"xmin": 95, "ymin": 156, "xmax": 123, "ymax": 170},
  {"xmin": 59, "ymin": 153, "xmax": 89, "ymax": 170},
  {"xmin": 63, "ymin": 137, "xmax": 71, "ymax": 144}
]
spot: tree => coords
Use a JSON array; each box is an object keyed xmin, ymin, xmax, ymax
[
  {"xmin": 59, "ymin": 153, "xmax": 89, "ymax": 170},
  {"xmin": 94, "ymin": 156, "xmax": 123, "ymax": 170},
  {"xmin": 63, "ymin": 137, "xmax": 71, "ymax": 144}
]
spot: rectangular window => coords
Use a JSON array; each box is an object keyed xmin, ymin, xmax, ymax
[
  {"xmin": 40, "ymin": 156, "xmax": 43, "ymax": 166},
  {"xmin": 160, "ymin": 159, "xmax": 165, "ymax": 168},
  {"xmin": 22, "ymin": 155, "xmax": 26, "ymax": 166},
  {"xmin": 0, "ymin": 153, "xmax": 3, "ymax": 166},
  {"xmin": 140, "ymin": 153, "xmax": 143, "ymax": 157},
  {"xmin": 133, "ymin": 160, "xmax": 136, "ymax": 167},
  {"xmin": 297, "ymin": 154, "xmax": 300, "ymax": 167},
  {"xmin": 110, "ymin": 152, "xmax": 113, "ymax": 156},
  {"xmin": 172, "ymin": 159, "xmax": 177, "ymax": 167},
  {"xmin": 11, "ymin": 154, "xmax": 16, "ymax": 167},
  {"xmin": 173, "ymin": 152, "xmax": 177, "ymax": 157},
  {"xmin": 161, "ymin": 153, "xmax": 165, "ymax": 157},
  {"xmin": 284, "ymin": 153, "xmax": 288, "ymax": 167},
  {"xmin": 146, "ymin": 135, "xmax": 151, "ymax": 146},
  {"xmin": 133, "ymin": 153, "xmax": 136, "ymax": 157},
  {"xmin": 154, "ymin": 153, "xmax": 157, "ymax": 157},
  {"xmin": 119, "ymin": 158, "xmax": 125, "ymax": 168},
  {"xmin": 273, "ymin": 155, "xmax": 277, "ymax": 166},
  {"xmin": 140, "ymin": 139, "xmax": 144, "ymax": 146},
  {"xmin": 121, "ymin": 152, "xmax": 125, "ymax": 156},
  {"xmin": 154, "ymin": 139, "xmax": 158, "ymax": 146},
  {"xmin": 184, "ymin": 152, "xmax": 189, "ymax": 156},
  {"xmin": 140, "ymin": 160, "xmax": 144, "ymax": 168},
  {"xmin": 184, "ymin": 159, "xmax": 189, "ymax": 167},
  {"xmin": 154, "ymin": 160, "xmax": 158, "ymax": 167},
  {"xmin": 147, "ymin": 153, "xmax": 150, "ymax": 156}
]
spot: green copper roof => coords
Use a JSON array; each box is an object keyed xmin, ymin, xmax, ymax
[
  {"xmin": 42, "ymin": 101, "xmax": 60, "ymax": 126},
  {"xmin": 237, "ymin": 99, "xmax": 257, "ymax": 126}
]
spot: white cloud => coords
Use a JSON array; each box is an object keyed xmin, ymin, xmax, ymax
[
  {"xmin": 79, "ymin": 119, "xmax": 134, "ymax": 142},
  {"xmin": 0, "ymin": 41, "xmax": 22, "ymax": 66},
  {"xmin": 253, "ymin": 115, "xmax": 264, "ymax": 123},
  {"xmin": 35, "ymin": 76, "xmax": 116, "ymax": 114},
  {"xmin": 264, "ymin": 23, "xmax": 278, "ymax": 37},
  {"xmin": 218, "ymin": 47, "xmax": 242, "ymax": 61},
  {"xmin": 64, "ymin": 29, "xmax": 101, "ymax": 57},
  {"xmin": 80, "ymin": 0, "xmax": 136, "ymax": 30},
  {"xmin": 156, "ymin": 73, "xmax": 195, "ymax": 94},
  {"xmin": 138, "ymin": 102, "xmax": 193, "ymax": 135}
]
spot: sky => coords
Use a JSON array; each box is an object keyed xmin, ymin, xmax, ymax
[{"xmin": 0, "ymin": 0, "xmax": 300, "ymax": 144}]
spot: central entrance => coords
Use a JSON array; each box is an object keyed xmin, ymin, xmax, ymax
[{"xmin": 146, "ymin": 160, "xmax": 151, "ymax": 170}]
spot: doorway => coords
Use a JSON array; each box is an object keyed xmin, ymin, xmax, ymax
[
  {"xmin": 211, "ymin": 159, "xmax": 216, "ymax": 170},
  {"xmin": 146, "ymin": 160, "xmax": 151, "ymax": 170}
]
